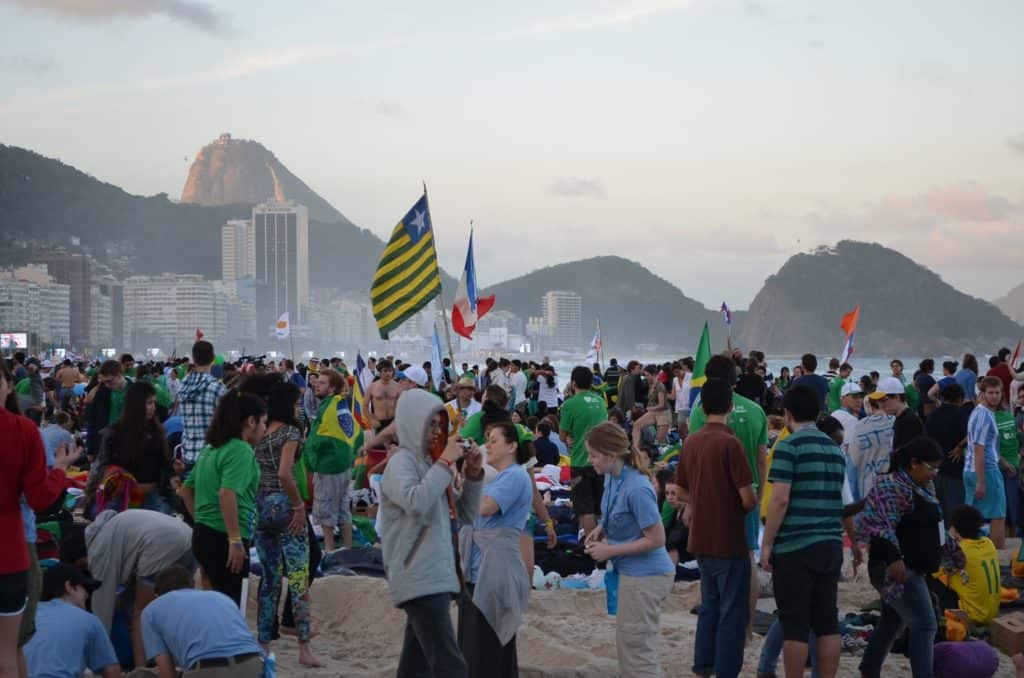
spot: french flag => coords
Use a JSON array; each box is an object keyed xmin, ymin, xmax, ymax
[{"xmin": 452, "ymin": 230, "xmax": 495, "ymax": 340}]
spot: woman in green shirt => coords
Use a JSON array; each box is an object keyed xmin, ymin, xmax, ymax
[{"xmin": 182, "ymin": 390, "xmax": 266, "ymax": 605}]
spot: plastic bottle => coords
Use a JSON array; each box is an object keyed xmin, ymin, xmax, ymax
[
  {"xmin": 263, "ymin": 652, "xmax": 277, "ymax": 678},
  {"xmin": 605, "ymin": 561, "xmax": 619, "ymax": 616}
]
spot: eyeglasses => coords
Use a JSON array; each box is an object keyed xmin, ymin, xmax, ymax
[{"xmin": 921, "ymin": 462, "xmax": 941, "ymax": 474}]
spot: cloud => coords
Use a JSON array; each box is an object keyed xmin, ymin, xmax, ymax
[
  {"xmin": 1008, "ymin": 133, "xmax": 1024, "ymax": 157},
  {"xmin": 373, "ymin": 100, "xmax": 402, "ymax": 118},
  {"xmin": 9, "ymin": 0, "xmax": 225, "ymax": 31},
  {"xmin": 525, "ymin": 0, "xmax": 695, "ymax": 35},
  {"xmin": 548, "ymin": 177, "xmax": 607, "ymax": 198}
]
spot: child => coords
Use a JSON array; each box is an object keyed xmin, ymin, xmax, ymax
[
  {"xmin": 663, "ymin": 481, "xmax": 691, "ymax": 565},
  {"xmin": 930, "ymin": 504, "xmax": 1001, "ymax": 625}
]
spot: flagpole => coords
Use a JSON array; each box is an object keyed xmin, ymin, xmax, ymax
[
  {"xmin": 596, "ymin": 315, "xmax": 603, "ymax": 374},
  {"xmin": 422, "ymin": 181, "xmax": 457, "ymax": 368}
]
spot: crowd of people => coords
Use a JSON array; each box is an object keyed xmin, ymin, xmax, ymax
[{"xmin": 3, "ymin": 341, "xmax": 1024, "ymax": 677}]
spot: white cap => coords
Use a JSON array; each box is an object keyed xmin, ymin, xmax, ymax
[
  {"xmin": 41, "ymin": 359, "xmax": 53, "ymax": 369},
  {"xmin": 404, "ymin": 365, "xmax": 429, "ymax": 387},
  {"xmin": 841, "ymin": 382, "xmax": 864, "ymax": 397},
  {"xmin": 868, "ymin": 376, "xmax": 905, "ymax": 400}
]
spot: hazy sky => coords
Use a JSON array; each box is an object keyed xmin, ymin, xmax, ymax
[{"xmin": 3, "ymin": 0, "xmax": 1023, "ymax": 309}]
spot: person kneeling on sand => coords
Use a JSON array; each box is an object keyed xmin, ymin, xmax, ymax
[
  {"xmin": 140, "ymin": 565, "xmax": 264, "ymax": 677},
  {"xmin": 380, "ymin": 389, "xmax": 485, "ymax": 678}
]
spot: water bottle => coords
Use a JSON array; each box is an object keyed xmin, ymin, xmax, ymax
[
  {"xmin": 263, "ymin": 652, "xmax": 277, "ymax": 678},
  {"xmin": 605, "ymin": 561, "xmax": 619, "ymax": 616}
]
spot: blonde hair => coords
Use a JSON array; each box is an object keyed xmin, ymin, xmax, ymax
[{"xmin": 585, "ymin": 421, "xmax": 652, "ymax": 480}]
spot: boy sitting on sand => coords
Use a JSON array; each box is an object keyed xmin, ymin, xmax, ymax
[{"xmin": 930, "ymin": 504, "xmax": 1001, "ymax": 625}]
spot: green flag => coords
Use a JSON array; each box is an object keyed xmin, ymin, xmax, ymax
[{"xmin": 691, "ymin": 322, "xmax": 711, "ymax": 389}]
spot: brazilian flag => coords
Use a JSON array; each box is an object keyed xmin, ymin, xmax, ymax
[
  {"xmin": 371, "ymin": 194, "xmax": 443, "ymax": 339},
  {"xmin": 304, "ymin": 395, "xmax": 364, "ymax": 475}
]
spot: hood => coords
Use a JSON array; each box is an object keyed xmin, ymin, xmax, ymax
[
  {"xmin": 177, "ymin": 371, "xmax": 218, "ymax": 400},
  {"xmin": 395, "ymin": 388, "xmax": 444, "ymax": 458},
  {"xmin": 84, "ymin": 509, "xmax": 118, "ymax": 549}
]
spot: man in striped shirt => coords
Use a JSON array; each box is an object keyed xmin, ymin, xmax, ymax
[
  {"xmin": 965, "ymin": 376, "xmax": 1007, "ymax": 548},
  {"xmin": 760, "ymin": 384, "xmax": 845, "ymax": 678}
]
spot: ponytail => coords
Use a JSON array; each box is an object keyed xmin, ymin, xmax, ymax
[{"xmin": 585, "ymin": 421, "xmax": 653, "ymax": 481}]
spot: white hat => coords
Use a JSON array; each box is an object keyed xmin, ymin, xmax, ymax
[
  {"xmin": 404, "ymin": 365, "xmax": 429, "ymax": 387},
  {"xmin": 868, "ymin": 376, "xmax": 905, "ymax": 400},
  {"xmin": 41, "ymin": 359, "xmax": 53, "ymax": 370},
  {"xmin": 841, "ymin": 382, "xmax": 864, "ymax": 397}
]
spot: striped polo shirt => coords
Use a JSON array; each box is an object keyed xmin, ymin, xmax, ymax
[{"xmin": 767, "ymin": 426, "xmax": 845, "ymax": 555}]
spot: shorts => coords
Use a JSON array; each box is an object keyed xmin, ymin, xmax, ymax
[
  {"xmin": 964, "ymin": 469, "xmax": 1006, "ymax": 520},
  {"xmin": 745, "ymin": 509, "xmax": 761, "ymax": 550},
  {"xmin": 771, "ymin": 540, "xmax": 842, "ymax": 642},
  {"xmin": 376, "ymin": 418, "xmax": 394, "ymax": 432},
  {"xmin": 17, "ymin": 545, "xmax": 40, "ymax": 646},
  {"xmin": 654, "ymin": 411, "xmax": 672, "ymax": 428},
  {"xmin": 313, "ymin": 472, "xmax": 352, "ymax": 526},
  {"xmin": 570, "ymin": 467, "xmax": 604, "ymax": 517},
  {"xmin": 0, "ymin": 569, "xmax": 28, "ymax": 616}
]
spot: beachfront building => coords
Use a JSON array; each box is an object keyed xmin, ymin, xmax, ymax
[
  {"xmin": 221, "ymin": 219, "xmax": 256, "ymax": 281},
  {"xmin": 41, "ymin": 252, "xmax": 93, "ymax": 347},
  {"xmin": 0, "ymin": 265, "xmax": 71, "ymax": 346},
  {"xmin": 252, "ymin": 199, "xmax": 309, "ymax": 337},
  {"xmin": 123, "ymin": 274, "xmax": 230, "ymax": 353},
  {"xmin": 542, "ymin": 290, "xmax": 582, "ymax": 352}
]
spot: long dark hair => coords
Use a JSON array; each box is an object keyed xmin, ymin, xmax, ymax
[
  {"xmin": 111, "ymin": 381, "xmax": 169, "ymax": 468},
  {"xmin": 207, "ymin": 389, "xmax": 267, "ymax": 448},
  {"xmin": 266, "ymin": 382, "xmax": 301, "ymax": 428},
  {"xmin": 0, "ymin": 361, "xmax": 21, "ymax": 413}
]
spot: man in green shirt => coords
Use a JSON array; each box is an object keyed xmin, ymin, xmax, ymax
[
  {"xmin": 560, "ymin": 366, "xmax": 608, "ymax": 534},
  {"xmin": 827, "ymin": 363, "xmax": 853, "ymax": 413},
  {"xmin": 995, "ymin": 408, "xmax": 1021, "ymax": 535}
]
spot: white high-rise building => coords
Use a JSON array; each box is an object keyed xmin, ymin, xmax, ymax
[
  {"xmin": 123, "ymin": 274, "xmax": 230, "ymax": 352},
  {"xmin": 0, "ymin": 265, "xmax": 71, "ymax": 346},
  {"xmin": 221, "ymin": 219, "xmax": 255, "ymax": 281},
  {"xmin": 252, "ymin": 200, "xmax": 309, "ymax": 335},
  {"xmin": 541, "ymin": 290, "xmax": 582, "ymax": 351}
]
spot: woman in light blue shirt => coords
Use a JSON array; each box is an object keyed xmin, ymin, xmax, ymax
[{"xmin": 584, "ymin": 421, "xmax": 674, "ymax": 678}]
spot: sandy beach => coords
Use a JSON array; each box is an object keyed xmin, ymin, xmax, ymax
[{"xmin": 248, "ymin": 543, "xmax": 1021, "ymax": 677}]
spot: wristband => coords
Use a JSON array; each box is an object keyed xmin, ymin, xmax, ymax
[
  {"xmin": 544, "ymin": 519, "xmax": 555, "ymax": 529},
  {"xmin": 292, "ymin": 506, "xmax": 305, "ymax": 513},
  {"xmin": 228, "ymin": 537, "xmax": 243, "ymax": 546}
]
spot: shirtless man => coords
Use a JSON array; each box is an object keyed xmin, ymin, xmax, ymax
[{"xmin": 366, "ymin": 359, "xmax": 401, "ymax": 433}]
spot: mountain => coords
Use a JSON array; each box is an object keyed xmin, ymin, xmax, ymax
[
  {"xmin": 481, "ymin": 256, "xmax": 718, "ymax": 354},
  {"xmin": 995, "ymin": 283, "xmax": 1024, "ymax": 325},
  {"xmin": 181, "ymin": 133, "xmax": 349, "ymax": 224},
  {"xmin": 0, "ymin": 144, "xmax": 453, "ymax": 291},
  {"xmin": 739, "ymin": 240, "xmax": 1022, "ymax": 356}
]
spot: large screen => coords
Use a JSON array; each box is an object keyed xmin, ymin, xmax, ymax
[{"xmin": 1, "ymin": 332, "xmax": 28, "ymax": 349}]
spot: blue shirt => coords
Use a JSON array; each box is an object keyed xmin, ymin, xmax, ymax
[
  {"xmin": 792, "ymin": 374, "xmax": 830, "ymax": 410},
  {"xmin": 21, "ymin": 426, "xmax": 59, "ymax": 543},
  {"xmin": 966, "ymin": 406, "xmax": 1000, "ymax": 471},
  {"xmin": 142, "ymin": 589, "xmax": 262, "ymax": 669},
  {"xmin": 470, "ymin": 464, "xmax": 532, "ymax": 582},
  {"xmin": 24, "ymin": 600, "xmax": 119, "ymax": 678},
  {"xmin": 954, "ymin": 368, "xmax": 977, "ymax": 400},
  {"xmin": 601, "ymin": 466, "xmax": 674, "ymax": 576}
]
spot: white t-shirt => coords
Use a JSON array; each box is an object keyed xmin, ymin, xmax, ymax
[
  {"xmin": 673, "ymin": 374, "xmax": 692, "ymax": 413},
  {"xmin": 538, "ymin": 376, "xmax": 561, "ymax": 409},
  {"xmin": 846, "ymin": 413, "xmax": 895, "ymax": 502},
  {"xmin": 508, "ymin": 370, "xmax": 528, "ymax": 406}
]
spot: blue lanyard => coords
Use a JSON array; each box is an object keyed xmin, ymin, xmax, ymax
[{"xmin": 602, "ymin": 467, "xmax": 628, "ymax": 530}]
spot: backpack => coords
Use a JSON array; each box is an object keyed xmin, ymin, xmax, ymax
[{"xmin": 90, "ymin": 465, "xmax": 144, "ymax": 518}]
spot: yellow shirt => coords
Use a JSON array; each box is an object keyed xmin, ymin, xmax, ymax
[
  {"xmin": 760, "ymin": 428, "xmax": 790, "ymax": 521},
  {"xmin": 933, "ymin": 537, "xmax": 1001, "ymax": 624}
]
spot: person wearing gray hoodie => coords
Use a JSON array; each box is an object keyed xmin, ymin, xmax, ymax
[{"xmin": 380, "ymin": 388, "xmax": 484, "ymax": 678}]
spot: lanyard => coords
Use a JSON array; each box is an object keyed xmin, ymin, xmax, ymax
[{"xmin": 602, "ymin": 467, "xmax": 628, "ymax": 530}]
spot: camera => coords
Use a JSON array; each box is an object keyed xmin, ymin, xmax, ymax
[{"xmin": 458, "ymin": 437, "xmax": 472, "ymax": 452}]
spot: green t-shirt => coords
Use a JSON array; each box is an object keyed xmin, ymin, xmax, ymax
[
  {"xmin": 995, "ymin": 410, "xmax": 1020, "ymax": 467},
  {"xmin": 690, "ymin": 392, "xmax": 769, "ymax": 489},
  {"xmin": 459, "ymin": 411, "xmax": 487, "ymax": 445},
  {"xmin": 14, "ymin": 378, "xmax": 31, "ymax": 395},
  {"xmin": 108, "ymin": 385, "xmax": 128, "ymax": 425},
  {"xmin": 827, "ymin": 377, "xmax": 846, "ymax": 414},
  {"xmin": 559, "ymin": 390, "xmax": 608, "ymax": 468},
  {"xmin": 184, "ymin": 438, "xmax": 260, "ymax": 540}
]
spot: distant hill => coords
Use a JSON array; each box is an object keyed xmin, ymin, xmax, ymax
[
  {"xmin": 739, "ymin": 240, "xmax": 1022, "ymax": 356},
  {"xmin": 181, "ymin": 133, "xmax": 350, "ymax": 224},
  {"xmin": 995, "ymin": 283, "xmax": 1024, "ymax": 325},
  {"xmin": 0, "ymin": 144, "xmax": 454, "ymax": 291},
  {"xmin": 481, "ymin": 256, "xmax": 718, "ymax": 355}
]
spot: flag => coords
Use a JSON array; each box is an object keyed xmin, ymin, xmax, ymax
[
  {"xmin": 431, "ymin": 325, "xmax": 445, "ymax": 392},
  {"xmin": 688, "ymin": 322, "xmax": 711, "ymax": 408},
  {"xmin": 274, "ymin": 312, "xmax": 290, "ymax": 339},
  {"xmin": 451, "ymin": 230, "xmax": 495, "ymax": 339},
  {"xmin": 720, "ymin": 302, "xmax": 732, "ymax": 326},
  {"xmin": 195, "ymin": 328, "xmax": 204, "ymax": 341},
  {"xmin": 355, "ymin": 352, "xmax": 371, "ymax": 394},
  {"xmin": 1012, "ymin": 338, "xmax": 1022, "ymax": 369},
  {"xmin": 371, "ymin": 194, "xmax": 443, "ymax": 339},
  {"xmin": 839, "ymin": 304, "xmax": 860, "ymax": 364},
  {"xmin": 585, "ymin": 326, "xmax": 602, "ymax": 364},
  {"xmin": 304, "ymin": 394, "xmax": 364, "ymax": 475},
  {"xmin": 350, "ymin": 353, "xmax": 370, "ymax": 431}
]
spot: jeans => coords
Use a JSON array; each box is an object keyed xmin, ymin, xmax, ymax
[
  {"xmin": 693, "ymin": 556, "xmax": 750, "ymax": 678},
  {"xmin": 859, "ymin": 570, "xmax": 937, "ymax": 678},
  {"xmin": 1004, "ymin": 467, "xmax": 1021, "ymax": 528},
  {"xmin": 397, "ymin": 593, "xmax": 467, "ymax": 678},
  {"xmin": 756, "ymin": 619, "xmax": 818, "ymax": 678},
  {"xmin": 934, "ymin": 474, "xmax": 964, "ymax": 529}
]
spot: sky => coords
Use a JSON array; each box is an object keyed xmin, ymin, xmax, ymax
[{"xmin": 2, "ymin": 0, "xmax": 1023, "ymax": 309}]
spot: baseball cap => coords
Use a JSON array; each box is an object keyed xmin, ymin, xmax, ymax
[
  {"xmin": 41, "ymin": 563, "xmax": 101, "ymax": 601},
  {"xmin": 41, "ymin": 359, "xmax": 54, "ymax": 370},
  {"xmin": 868, "ymin": 376, "xmax": 905, "ymax": 400},
  {"xmin": 404, "ymin": 365, "xmax": 429, "ymax": 388},
  {"xmin": 841, "ymin": 382, "xmax": 865, "ymax": 397}
]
